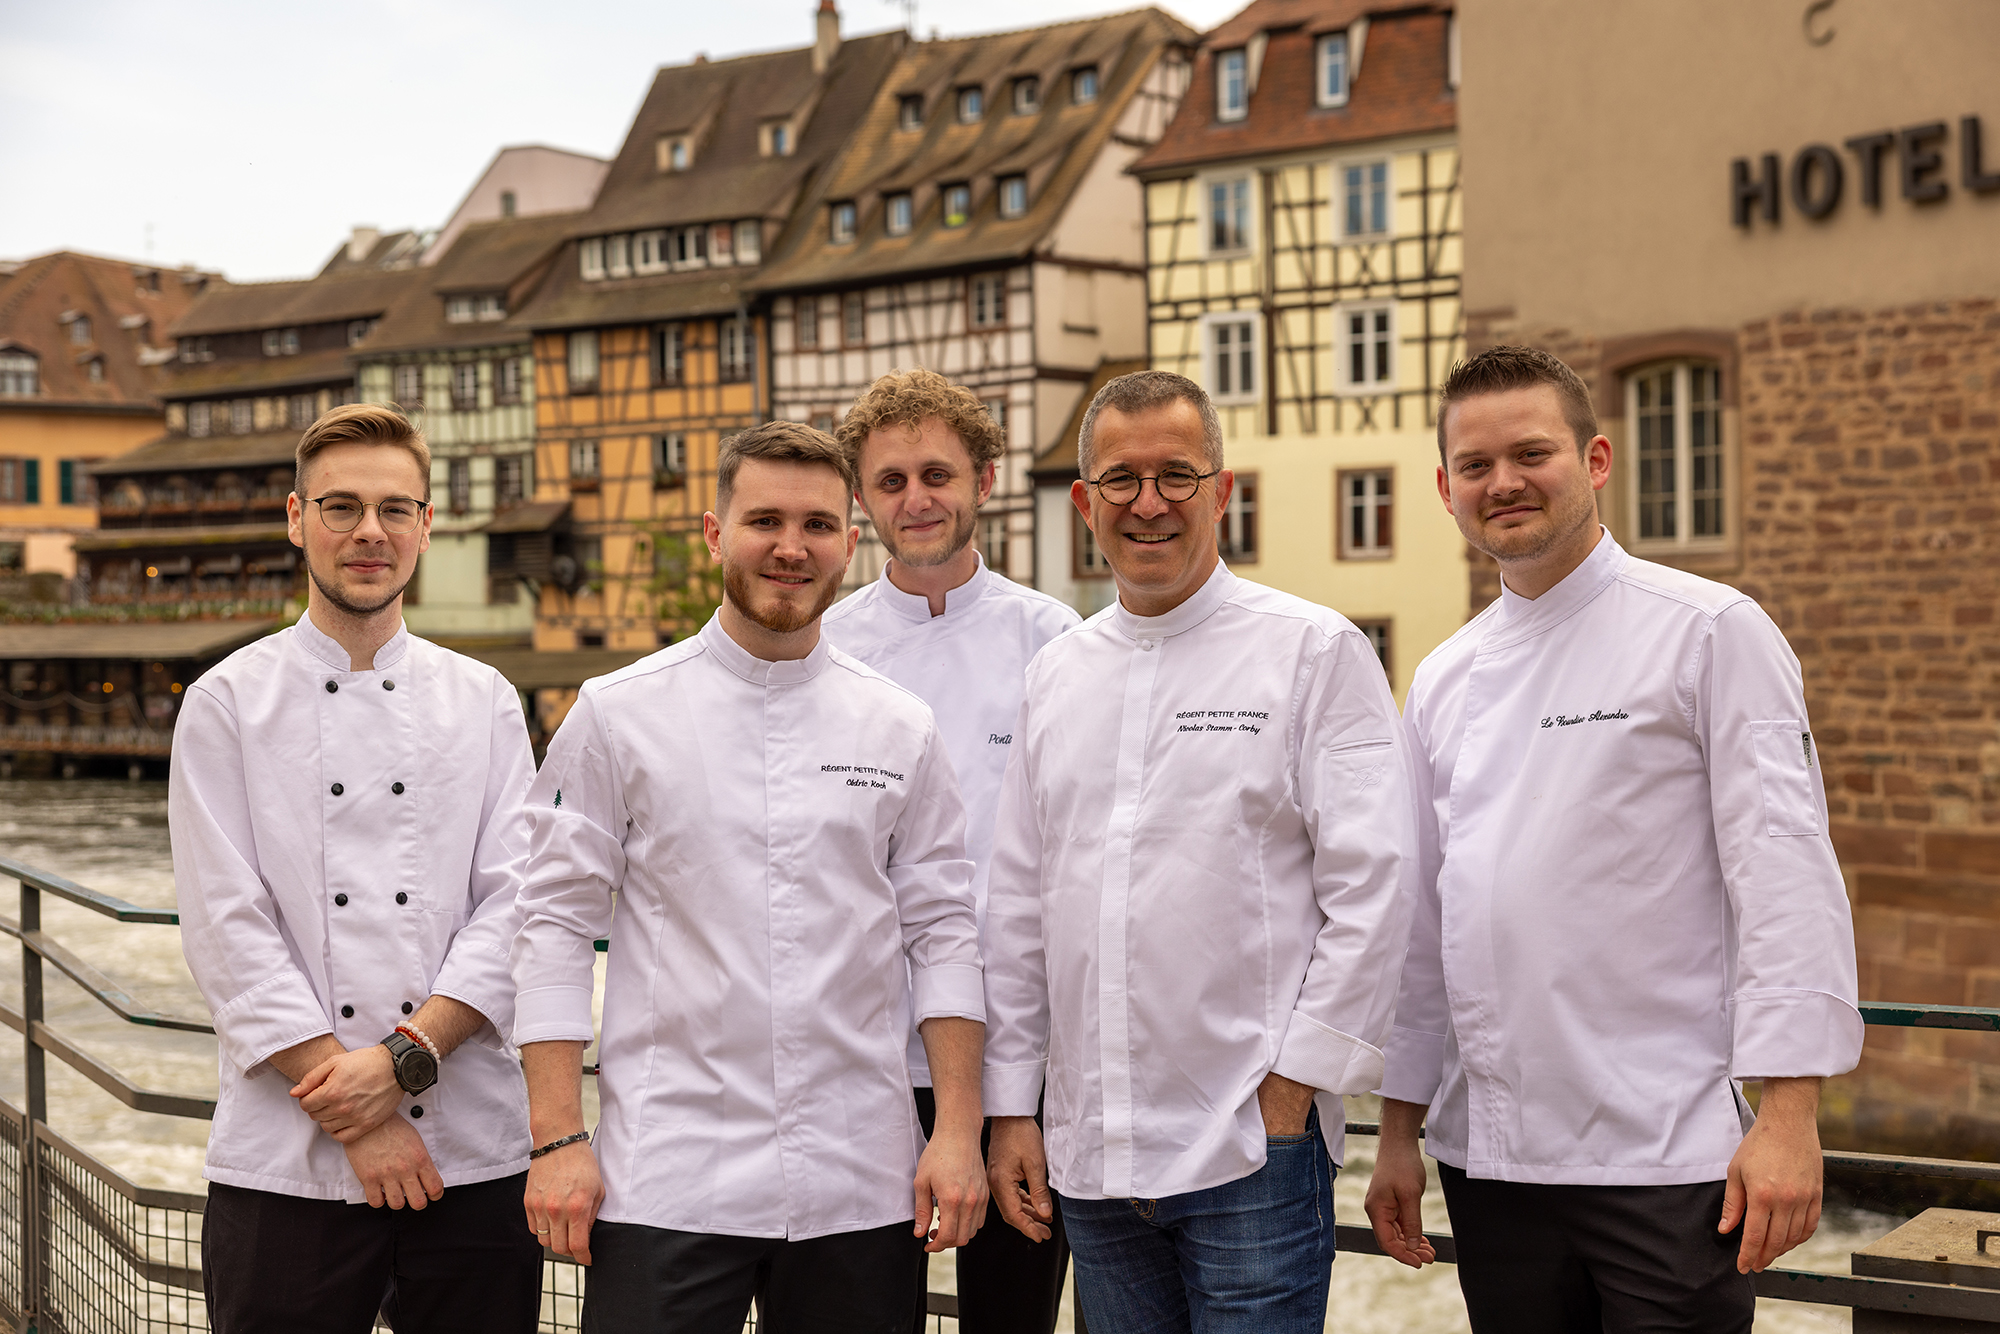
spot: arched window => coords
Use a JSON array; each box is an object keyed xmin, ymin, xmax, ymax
[{"xmin": 1626, "ymin": 360, "xmax": 1726, "ymax": 546}]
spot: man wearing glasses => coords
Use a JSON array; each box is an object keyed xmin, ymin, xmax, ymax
[
  {"xmin": 171, "ymin": 404, "xmax": 543, "ymax": 1332},
  {"xmin": 980, "ymin": 371, "xmax": 1417, "ymax": 1333},
  {"xmin": 820, "ymin": 369, "xmax": 1081, "ymax": 1334}
]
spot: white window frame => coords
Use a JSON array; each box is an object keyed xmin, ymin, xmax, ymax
[
  {"xmin": 1071, "ymin": 66, "xmax": 1098, "ymax": 104},
  {"xmin": 981, "ymin": 513, "xmax": 1009, "ymax": 575},
  {"xmin": 654, "ymin": 432, "xmax": 687, "ymax": 479},
  {"xmin": 1011, "ymin": 77, "xmax": 1039, "ymax": 115},
  {"xmin": 0, "ymin": 350, "xmax": 37, "ymax": 397},
  {"xmin": 1218, "ymin": 470, "xmax": 1257, "ymax": 563},
  {"xmin": 635, "ymin": 230, "xmax": 668, "ymax": 274},
  {"xmin": 886, "ymin": 193, "xmax": 913, "ymax": 235},
  {"xmin": 579, "ymin": 237, "xmax": 606, "ymax": 281},
  {"xmin": 843, "ymin": 292, "xmax": 867, "ymax": 347},
  {"xmin": 394, "ymin": 363, "xmax": 424, "ymax": 406},
  {"xmin": 1074, "ymin": 509, "xmax": 1113, "ymax": 579},
  {"xmin": 569, "ymin": 439, "xmax": 599, "ymax": 481},
  {"xmin": 1203, "ymin": 312, "xmax": 1259, "ymax": 404},
  {"xmin": 794, "ymin": 298, "xmax": 820, "ymax": 351},
  {"xmin": 830, "ymin": 202, "xmax": 857, "ymax": 244},
  {"xmin": 957, "ymin": 86, "xmax": 983, "ymax": 123},
  {"xmin": 1202, "ymin": 174, "xmax": 1253, "ymax": 256},
  {"xmin": 1340, "ymin": 156, "xmax": 1392, "ymax": 237},
  {"xmin": 998, "ymin": 176, "xmax": 1028, "ymax": 219},
  {"xmin": 1338, "ymin": 467, "xmax": 1394, "ymax": 560},
  {"xmin": 605, "ymin": 234, "xmax": 632, "ymax": 279},
  {"xmin": 567, "ymin": 331, "xmax": 599, "ymax": 391},
  {"xmin": 1337, "ymin": 301, "xmax": 1395, "ymax": 392},
  {"xmin": 1625, "ymin": 360, "xmax": 1729, "ymax": 550},
  {"xmin": 658, "ymin": 135, "xmax": 691, "ymax": 172},
  {"xmin": 942, "ymin": 183, "xmax": 971, "ymax": 228},
  {"xmin": 1216, "ymin": 49, "xmax": 1247, "ymax": 121},
  {"xmin": 1317, "ymin": 32, "xmax": 1350, "ymax": 107},
  {"xmin": 735, "ymin": 220, "xmax": 762, "ymax": 264},
  {"xmin": 719, "ymin": 318, "xmax": 754, "ymax": 382},
  {"xmin": 970, "ymin": 274, "xmax": 1007, "ymax": 329},
  {"xmin": 898, "ymin": 95, "xmax": 923, "ymax": 131},
  {"xmin": 452, "ymin": 361, "xmax": 480, "ymax": 411}
]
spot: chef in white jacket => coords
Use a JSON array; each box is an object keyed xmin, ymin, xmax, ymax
[
  {"xmin": 821, "ymin": 368, "xmax": 1081, "ymax": 1334},
  {"xmin": 1364, "ymin": 347, "xmax": 1864, "ymax": 1334},
  {"xmin": 981, "ymin": 371, "xmax": 1416, "ymax": 1334},
  {"xmin": 513, "ymin": 420, "xmax": 990, "ymax": 1334},
  {"xmin": 171, "ymin": 404, "xmax": 542, "ymax": 1334}
]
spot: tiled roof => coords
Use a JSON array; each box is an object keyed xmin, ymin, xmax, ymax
[
  {"xmin": 160, "ymin": 346, "xmax": 358, "ymax": 398},
  {"xmin": 0, "ymin": 252, "xmax": 222, "ymax": 409},
  {"xmin": 513, "ymin": 28, "xmax": 906, "ymax": 331},
  {"xmin": 1129, "ymin": 1, "xmax": 1454, "ymax": 178},
  {"xmin": 91, "ymin": 430, "xmax": 299, "ymax": 477},
  {"xmin": 359, "ymin": 213, "xmax": 579, "ymax": 355},
  {"xmin": 749, "ymin": 9, "xmax": 1197, "ymax": 294},
  {"xmin": 170, "ymin": 262, "xmax": 423, "ymax": 338}
]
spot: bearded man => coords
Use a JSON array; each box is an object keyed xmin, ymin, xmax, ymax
[
  {"xmin": 820, "ymin": 369, "xmax": 1080, "ymax": 1334},
  {"xmin": 171, "ymin": 403, "xmax": 543, "ymax": 1332},
  {"xmin": 1364, "ymin": 346, "xmax": 1862, "ymax": 1333},
  {"xmin": 512, "ymin": 420, "xmax": 990, "ymax": 1334}
]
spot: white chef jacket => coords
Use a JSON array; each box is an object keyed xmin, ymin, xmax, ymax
[
  {"xmin": 982, "ymin": 562, "xmax": 1417, "ymax": 1200},
  {"xmin": 821, "ymin": 555, "xmax": 1080, "ymax": 1085},
  {"xmin": 170, "ymin": 616, "xmax": 535, "ymax": 1202},
  {"xmin": 510, "ymin": 613, "xmax": 984, "ymax": 1240},
  {"xmin": 1378, "ymin": 531, "xmax": 1864, "ymax": 1186}
]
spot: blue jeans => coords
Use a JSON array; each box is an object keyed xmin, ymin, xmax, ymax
[{"xmin": 1057, "ymin": 1107, "xmax": 1337, "ymax": 1334}]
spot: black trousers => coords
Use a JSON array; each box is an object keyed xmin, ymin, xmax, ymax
[
  {"xmin": 584, "ymin": 1218, "xmax": 922, "ymax": 1334},
  {"xmin": 1439, "ymin": 1163, "xmax": 1755, "ymax": 1334},
  {"xmin": 912, "ymin": 1087, "xmax": 1070, "ymax": 1334},
  {"xmin": 203, "ymin": 1172, "xmax": 542, "ymax": 1334}
]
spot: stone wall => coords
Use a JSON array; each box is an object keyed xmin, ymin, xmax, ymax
[{"xmin": 1468, "ymin": 298, "xmax": 2000, "ymax": 1155}]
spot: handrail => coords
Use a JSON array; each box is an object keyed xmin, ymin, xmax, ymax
[
  {"xmin": 0, "ymin": 1002, "xmax": 216, "ymax": 1119},
  {"xmin": 0, "ymin": 916, "xmax": 212, "ymax": 1033},
  {"xmin": 0, "ymin": 854, "xmax": 179, "ymax": 925},
  {"xmin": 1860, "ymin": 1002, "xmax": 2000, "ymax": 1032}
]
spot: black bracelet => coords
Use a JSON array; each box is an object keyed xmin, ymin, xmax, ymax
[{"xmin": 529, "ymin": 1131, "xmax": 591, "ymax": 1160}]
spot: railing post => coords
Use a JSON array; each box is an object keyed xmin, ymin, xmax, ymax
[{"xmin": 21, "ymin": 877, "xmax": 44, "ymax": 1326}]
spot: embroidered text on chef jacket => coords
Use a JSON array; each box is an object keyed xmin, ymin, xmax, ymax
[
  {"xmin": 171, "ymin": 617, "xmax": 535, "ymax": 1202},
  {"xmin": 821, "ymin": 554, "xmax": 1079, "ymax": 1084},
  {"xmin": 1379, "ymin": 532, "xmax": 1864, "ymax": 1186},
  {"xmin": 510, "ymin": 614, "xmax": 984, "ymax": 1241},
  {"xmin": 982, "ymin": 563, "xmax": 1417, "ymax": 1200}
]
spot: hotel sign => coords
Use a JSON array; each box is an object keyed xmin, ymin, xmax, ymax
[{"xmin": 1732, "ymin": 114, "xmax": 2000, "ymax": 227}]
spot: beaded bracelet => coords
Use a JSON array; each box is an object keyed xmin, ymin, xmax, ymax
[
  {"xmin": 530, "ymin": 1131, "xmax": 591, "ymax": 1160},
  {"xmin": 395, "ymin": 1023, "xmax": 440, "ymax": 1062}
]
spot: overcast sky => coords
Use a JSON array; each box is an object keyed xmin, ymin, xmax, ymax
[{"xmin": 1, "ymin": 0, "xmax": 1234, "ymax": 282}]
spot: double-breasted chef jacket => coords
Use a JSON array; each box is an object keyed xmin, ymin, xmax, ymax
[
  {"xmin": 170, "ymin": 616, "xmax": 535, "ymax": 1202},
  {"xmin": 982, "ymin": 562, "xmax": 1417, "ymax": 1201},
  {"xmin": 1378, "ymin": 532, "xmax": 1864, "ymax": 1186},
  {"xmin": 510, "ymin": 613, "xmax": 984, "ymax": 1241},
  {"xmin": 820, "ymin": 554, "xmax": 1080, "ymax": 1085}
]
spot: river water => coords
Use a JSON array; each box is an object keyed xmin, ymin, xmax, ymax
[{"xmin": 0, "ymin": 777, "xmax": 1903, "ymax": 1331}]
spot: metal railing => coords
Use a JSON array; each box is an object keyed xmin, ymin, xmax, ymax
[{"xmin": 5, "ymin": 849, "xmax": 2000, "ymax": 1326}]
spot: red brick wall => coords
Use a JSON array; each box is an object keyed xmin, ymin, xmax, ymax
[{"xmin": 1470, "ymin": 297, "xmax": 2000, "ymax": 1154}]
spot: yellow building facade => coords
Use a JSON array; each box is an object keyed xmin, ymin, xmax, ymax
[{"xmin": 1130, "ymin": 1, "xmax": 1464, "ymax": 698}]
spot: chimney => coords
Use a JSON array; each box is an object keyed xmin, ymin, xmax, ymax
[
  {"xmin": 346, "ymin": 226, "xmax": 380, "ymax": 263},
  {"xmin": 813, "ymin": 0, "xmax": 840, "ymax": 74}
]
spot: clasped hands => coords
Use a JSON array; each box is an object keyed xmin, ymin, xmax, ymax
[{"xmin": 289, "ymin": 1043, "xmax": 442, "ymax": 1211}]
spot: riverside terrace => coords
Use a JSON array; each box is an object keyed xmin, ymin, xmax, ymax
[{"xmin": 5, "ymin": 852, "xmax": 2000, "ymax": 1327}]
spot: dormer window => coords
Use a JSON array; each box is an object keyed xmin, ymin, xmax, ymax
[
  {"xmin": 348, "ymin": 320, "xmax": 374, "ymax": 346},
  {"xmin": 0, "ymin": 350, "xmax": 37, "ymax": 397},
  {"xmin": 86, "ymin": 358, "xmax": 104, "ymax": 384},
  {"xmin": 762, "ymin": 121, "xmax": 794, "ymax": 157},
  {"xmin": 830, "ymin": 202, "xmax": 857, "ymax": 244},
  {"xmin": 956, "ymin": 86, "xmax": 983, "ymax": 123},
  {"xmin": 1216, "ymin": 49, "xmax": 1247, "ymax": 121},
  {"xmin": 657, "ymin": 135, "xmax": 692, "ymax": 172},
  {"xmin": 898, "ymin": 95, "xmax": 923, "ymax": 130},
  {"xmin": 736, "ymin": 220, "xmax": 763, "ymax": 264},
  {"xmin": 1011, "ymin": 77, "xmax": 1040, "ymax": 115},
  {"xmin": 998, "ymin": 176, "xmax": 1028, "ymax": 218},
  {"xmin": 886, "ymin": 193, "xmax": 914, "ymax": 235},
  {"xmin": 581, "ymin": 237, "xmax": 606, "ymax": 280},
  {"xmin": 446, "ymin": 294, "xmax": 506, "ymax": 323},
  {"xmin": 262, "ymin": 328, "xmax": 300, "ymax": 357},
  {"xmin": 1317, "ymin": 33, "xmax": 1350, "ymax": 106},
  {"xmin": 1071, "ymin": 66, "xmax": 1099, "ymax": 103},
  {"xmin": 67, "ymin": 314, "xmax": 92, "ymax": 345},
  {"xmin": 943, "ymin": 183, "xmax": 971, "ymax": 228}
]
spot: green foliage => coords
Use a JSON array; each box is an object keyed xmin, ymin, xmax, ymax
[{"xmin": 646, "ymin": 528, "xmax": 725, "ymax": 635}]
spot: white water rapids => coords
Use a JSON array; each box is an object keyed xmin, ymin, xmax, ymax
[{"xmin": 0, "ymin": 777, "xmax": 1902, "ymax": 1330}]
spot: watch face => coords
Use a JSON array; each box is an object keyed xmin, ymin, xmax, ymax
[{"xmin": 403, "ymin": 1048, "xmax": 438, "ymax": 1090}]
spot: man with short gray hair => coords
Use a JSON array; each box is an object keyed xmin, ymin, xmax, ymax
[{"xmin": 981, "ymin": 371, "xmax": 1417, "ymax": 1333}]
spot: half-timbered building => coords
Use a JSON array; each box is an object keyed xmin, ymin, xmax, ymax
[
  {"xmin": 751, "ymin": 8, "xmax": 1195, "ymax": 590},
  {"xmin": 510, "ymin": 4, "xmax": 905, "ymax": 649},
  {"xmin": 1118, "ymin": 0, "xmax": 1463, "ymax": 696}
]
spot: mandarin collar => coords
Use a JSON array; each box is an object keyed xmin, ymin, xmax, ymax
[
  {"xmin": 874, "ymin": 553, "xmax": 995, "ymax": 624},
  {"xmin": 698, "ymin": 610, "xmax": 830, "ymax": 686},
  {"xmin": 1111, "ymin": 560, "xmax": 1235, "ymax": 645},
  {"xmin": 1489, "ymin": 527, "xmax": 1626, "ymax": 647},
  {"xmin": 294, "ymin": 610, "xmax": 410, "ymax": 673}
]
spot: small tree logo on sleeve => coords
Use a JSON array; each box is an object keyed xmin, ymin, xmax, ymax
[{"xmin": 553, "ymin": 789, "xmax": 563, "ymax": 808}]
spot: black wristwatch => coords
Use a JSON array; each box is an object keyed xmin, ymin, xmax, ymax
[{"xmin": 381, "ymin": 1031, "xmax": 438, "ymax": 1096}]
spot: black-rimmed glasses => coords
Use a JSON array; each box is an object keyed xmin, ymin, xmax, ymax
[
  {"xmin": 1086, "ymin": 467, "xmax": 1219, "ymax": 505},
  {"xmin": 309, "ymin": 495, "xmax": 430, "ymax": 534}
]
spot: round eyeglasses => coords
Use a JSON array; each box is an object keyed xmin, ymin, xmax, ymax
[
  {"xmin": 1086, "ymin": 467, "xmax": 1219, "ymax": 505},
  {"xmin": 309, "ymin": 496, "xmax": 430, "ymax": 534}
]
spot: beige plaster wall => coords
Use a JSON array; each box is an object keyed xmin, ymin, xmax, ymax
[{"xmin": 1458, "ymin": 0, "xmax": 2000, "ymax": 336}]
